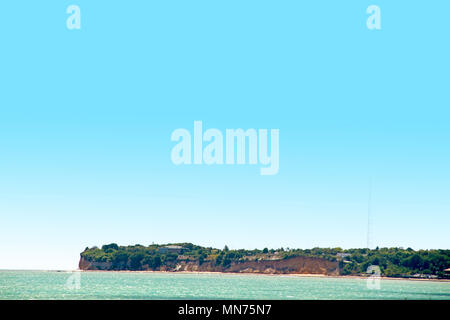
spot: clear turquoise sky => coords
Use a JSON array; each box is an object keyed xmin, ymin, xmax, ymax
[{"xmin": 1, "ymin": 1, "xmax": 449, "ymax": 269}]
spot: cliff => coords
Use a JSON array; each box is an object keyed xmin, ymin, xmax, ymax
[
  {"xmin": 79, "ymin": 255, "xmax": 338, "ymax": 275},
  {"xmin": 79, "ymin": 243, "xmax": 450, "ymax": 278},
  {"xmin": 78, "ymin": 244, "xmax": 339, "ymax": 275},
  {"xmin": 169, "ymin": 256, "xmax": 339, "ymax": 275}
]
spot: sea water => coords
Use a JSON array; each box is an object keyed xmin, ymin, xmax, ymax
[{"xmin": 0, "ymin": 271, "xmax": 449, "ymax": 300}]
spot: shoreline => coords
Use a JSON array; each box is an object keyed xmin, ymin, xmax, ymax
[{"xmin": 75, "ymin": 269, "xmax": 450, "ymax": 282}]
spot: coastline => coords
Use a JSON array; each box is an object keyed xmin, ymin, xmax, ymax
[{"xmin": 75, "ymin": 269, "xmax": 450, "ymax": 282}]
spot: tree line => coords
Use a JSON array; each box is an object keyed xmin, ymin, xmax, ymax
[{"xmin": 80, "ymin": 243, "xmax": 450, "ymax": 278}]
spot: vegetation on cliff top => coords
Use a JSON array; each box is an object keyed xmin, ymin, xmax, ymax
[{"xmin": 80, "ymin": 243, "xmax": 450, "ymax": 278}]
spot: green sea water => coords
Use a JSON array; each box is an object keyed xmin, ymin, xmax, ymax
[{"xmin": 0, "ymin": 271, "xmax": 449, "ymax": 300}]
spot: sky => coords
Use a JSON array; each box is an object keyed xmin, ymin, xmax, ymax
[{"xmin": 0, "ymin": 1, "xmax": 449, "ymax": 270}]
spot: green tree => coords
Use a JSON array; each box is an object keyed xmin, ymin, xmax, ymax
[
  {"xmin": 216, "ymin": 252, "xmax": 224, "ymax": 265},
  {"xmin": 153, "ymin": 256, "xmax": 162, "ymax": 268},
  {"xmin": 129, "ymin": 253, "xmax": 144, "ymax": 270},
  {"xmin": 102, "ymin": 243, "xmax": 119, "ymax": 251}
]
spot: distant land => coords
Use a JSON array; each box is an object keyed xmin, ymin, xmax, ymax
[{"xmin": 79, "ymin": 243, "xmax": 450, "ymax": 279}]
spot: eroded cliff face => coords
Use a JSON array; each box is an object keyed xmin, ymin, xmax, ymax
[
  {"xmin": 176, "ymin": 256, "xmax": 339, "ymax": 275},
  {"xmin": 79, "ymin": 255, "xmax": 339, "ymax": 275}
]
